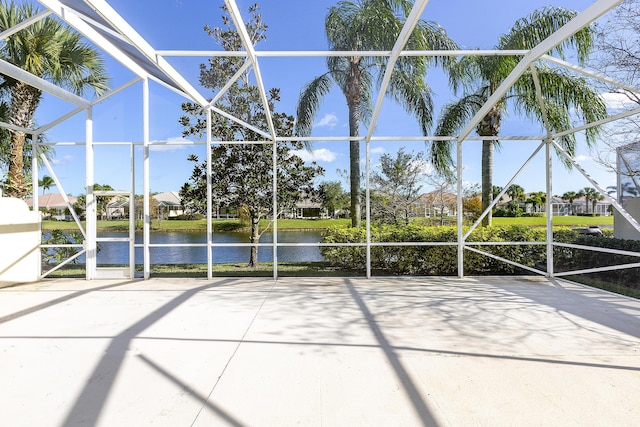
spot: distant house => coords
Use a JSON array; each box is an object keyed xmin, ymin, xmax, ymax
[
  {"xmin": 286, "ymin": 193, "xmax": 325, "ymax": 219},
  {"xmin": 410, "ymin": 191, "xmax": 458, "ymax": 218},
  {"xmin": 154, "ymin": 191, "xmax": 185, "ymax": 219},
  {"xmin": 105, "ymin": 191, "xmax": 185, "ymax": 220},
  {"xmin": 26, "ymin": 193, "xmax": 77, "ymax": 220},
  {"xmin": 502, "ymin": 194, "xmax": 612, "ymax": 216}
]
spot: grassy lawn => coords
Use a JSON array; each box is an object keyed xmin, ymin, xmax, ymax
[
  {"xmin": 43, "ymin": 262, "xmax": 359, "ymax": 278},
  {"xmin": 493, "ymin": 215, "xmax": 613, "ymax": 227},
  {"xmin": 42, "ymin": 218, "xmax": 352, "ymax": 232},
  {"xmin": 42, "ymin": 216, "xmax": 611, "ymax": 232}
]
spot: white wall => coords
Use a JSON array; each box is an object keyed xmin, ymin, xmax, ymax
[
  {"xmin": 614, "ymin": 198, "xmax": 640, "ymax": 240},
  {"xmin": 0, "ymin": 197, "xmax": 40, "ymax": 286}
]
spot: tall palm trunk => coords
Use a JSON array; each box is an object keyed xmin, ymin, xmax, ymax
[
  {"xmin": 348, "ymin": 109, "xmax": 361, "ymax": 228},
  {"xmin": 7, "ymin": 82, "xmax": 41, "ymax": 198},
  {"xmin": 345, "ymin": 60, "xmax": 362, "ymax": 228},
  {"xmin": 477, "ymin": 103, "xmax": 501, "ymax": 227}
]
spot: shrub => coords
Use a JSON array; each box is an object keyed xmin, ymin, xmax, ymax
[
  {"xmin": 321, "ymin": 223, "xmax": 639, "ymax": 295},
  {"xmin": 169, "ymin": 213, "xmax": 205, "ymax": 220},
  {"xmin": 42, "ymin": 230, "xmax": 84, "ymax": 265},
  {"xmin": 321, "ymin": 224, "xmax": 547, "ymax": 275}
]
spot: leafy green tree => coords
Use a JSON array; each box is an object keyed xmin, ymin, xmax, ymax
[
  {"xmin": 295, "ymin": 0, "xmax": 458, "ymax": 227},
  {"xmin": 41, "ymin": 229, "xmax": 83, "ymax": 265},
  {"xmin": 432, "ymin": 7, "xmax": 607, "ymax": 226},
  {"xmin": 93, "ymin": 183, "xmax": 113, "ymax": 220},
  {"xmin": 0, "ymin": 1, "xmax": 109, "ymax": 198},
  {"xmin": 492, "ymin": 185, "xmax": 504, "ymax": 203},
  {"xmin": 371, "ymin": 148, "xmax": 426, "ymax": 225},
  {"xmin": 179, "ymin": 4, "xmax": 323, "ymax": 267},
  {"xmin": 318, "ymin": 181, "xmax": 349, "ymax": 218}
]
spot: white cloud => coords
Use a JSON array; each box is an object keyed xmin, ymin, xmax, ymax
[
  {"xmin": 370, "ymin": 146, "xmax": 385, "ymax": 154},
  {"xmin": 575, "ymin": 154, "xmax": 591, "ymax": 163},
  {"xmin": 413, "ymin": 159, "xmax": 433, "ymax": 175},
  {"xmin": 601, "ymin": 92, "xmax": 638, "ymax": 111},
  {"xmin": 149, "ymin": 136, "xmax": 191, "ymax": 152},
  {"xmin": 315, "ymin": 113, "xmax": 338, "ymax": 128},
  {"xmin": 50, "ymin": 154, "xmax": 75, "ymax": 166},
  {"xmin": 291, "ymin": 148, "xmax": 337, "ymax": 162}
]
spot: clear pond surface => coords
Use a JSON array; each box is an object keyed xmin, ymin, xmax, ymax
[{"xmin": 90, "ymin": 230, "xmax": 324, "ymax": 265}]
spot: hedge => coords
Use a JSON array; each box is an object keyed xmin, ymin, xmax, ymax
[{"xmin": 321, "ymin": 225, "xmax": 640, "ymax": 290}]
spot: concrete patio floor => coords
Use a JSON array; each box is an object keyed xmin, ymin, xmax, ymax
[{"xmin": 0, "ymin": 276, "xmax": 639, "ymax": 426}]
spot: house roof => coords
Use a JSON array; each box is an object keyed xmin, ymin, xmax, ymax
[
  {"xmin": 419, "ymin": 191, "xmax": 458, "ymax": 205},
  {"xmin": 26, "ymin": 193, "xmax": 77, "ymax": 209},
  {"xmin": 153, "ymin": 191, "xmax": 182, "ymax": 207}
]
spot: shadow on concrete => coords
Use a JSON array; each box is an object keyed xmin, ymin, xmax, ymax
[
  {"xmin": 503, "ymin": 277, "xmax": 640, "ymax": 341},
  {"xmin": 60, "ymin": 279, "xmax": 239, "ymax": 426},
  {"xmin": 139, "ymin": 354, "xmax": 247, "ymax": 427},
  {"xmin": 345, "ymin": 279, "xmax": 440, "ymax": 427},
  {"xmin": 0, "ymin": 280, "xmax": 136, "ymax": 325},
  {"xmin": 3, "ymin": 333, "xmax": 638, "ymax": 374}
]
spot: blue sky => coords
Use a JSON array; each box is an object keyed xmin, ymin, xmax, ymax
[{"xmin": 32, "ymin": 0, "xmax": 620, "ymax": 198}]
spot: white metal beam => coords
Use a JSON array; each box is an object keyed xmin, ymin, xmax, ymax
[
  {"xmin": 0, "ymin": 9, "xmax": 51, "ymax": 40},
  {"xmin": 552, "ymin": 139, "xmax": 640, "ymax": 235},
  {"xmin": 366, "ymin": 0, "xmax": 431, "ymax": 143},
  {"xmin": 456, "ymin": 0, "xmax": 623, "ymax": 143},
  {"xmin": 0, "ymin": 58, "xmax": 89, "ymax": 108},
  {"xmin": 156, "ymin": 49, "xmax": 531, "ymax": 58},
  {"xmin": 224, "ymin": 0, "xmax": 277, "ymax": 141},
  {"xmin": 37, "ymin": 0, "xmax": 149, "ymax": 80},
  {"xmin": 80, "ymin": 0, "xmax": 209, "ymax": 107},
  {"xmin": 544, "ymin": 55, "xmax": 640, "ymax": 97}
]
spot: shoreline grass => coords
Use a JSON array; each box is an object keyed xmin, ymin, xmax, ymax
[{"xmin": 41, "ymin": 215, "xmax": 612, "ymax": 232}]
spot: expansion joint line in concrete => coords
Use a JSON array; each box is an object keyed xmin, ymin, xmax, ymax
[{"xmin": 190, "ymin": 280, "xmax": 277, "ymax": 426}]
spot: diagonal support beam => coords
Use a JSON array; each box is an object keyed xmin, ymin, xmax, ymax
[
  {"xmin": 0, "ymin": 58, "xmax": 89, "ymax": 108},
  {"xmin": 224, "ymin": 0, "xmax": 277, "ymax": 141},
  {"xmin": 0, "ymin": 9, "xmax": 51, "ymax": 40},
  {"xmin": 81, "ymin": 0, "xmax": 208, "ymax": 105},
  {"xmin": 457, "ymin": 0, "xmax": 623, "ymax": 143},
  {"xmin": 551, "ymin": 138, "xmax": 640, "ymax": 234},
  {"xmin": 38, "ymin": 0, "xmax": 148, "ymax": 79},
  {"xmin": 366, "ymin": 0, "xmax": 431, "ymax": 143}
]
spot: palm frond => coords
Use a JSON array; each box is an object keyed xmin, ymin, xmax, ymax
[
  {"xmin": 387, "ymin": 69, "xmax": 433, "ymax": 135},
  {"xmin": 294, "ymin": 73, "xmax": 335, "ymax": 137},
  {"xmin": 511, "ymin": 64, "xmax": 607, "ymax": 167},
  {"xmin": 431, "ymin": 93, "xmax": 485, "ymax": 174},
  {"xmin": 499, "ymin": 6, "xmax": 593, "ymax": 64},
  {"xmin": 512, "ymin": 65, "xmax": 607, "ymax": 145}
]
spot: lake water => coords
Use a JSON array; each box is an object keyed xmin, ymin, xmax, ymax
[{"xmin": 90, "ymin": 230, "xmax": 324, "ymax": 265}]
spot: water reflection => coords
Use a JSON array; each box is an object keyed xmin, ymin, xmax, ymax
[{"xmin": 91, "ymin": 231, "xmax": 324, "ymax": 265}]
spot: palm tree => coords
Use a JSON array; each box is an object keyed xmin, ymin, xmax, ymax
[
  {"xmin": 561, "ymin": 190, "xmax": 578, "ymax": 215},
  {"xmin": 591, "ymin": 192, "xmax": 605, "ymax": 214},
  {"xmin": 607, "ymin": 182, "xmax": 639, "ymax": 201},
  {"xmin": 38, "ymin": 175, "xmax": 54, "ymax": 195},
  {"xmin": 0, "ymin": 1, "xmax": 109, "ymax": 198},
  {"xmin": 295, "ymin": 0, "xmax": 458, "ymax": 227},
  {"xmin": 506, "ymin": 184, "xmax": 525, "ymax": 203},
  {"xmin": 432, "ymin": 7, "xmax": 607, "ymax": 226},
  {"xmin": 582, "ymin": 187, "xmax": 600, "ymax": 214},
  {"xmin": 575, "ymin": 189, "xmax": 586, "ymax": 214},
  {"xmin": 526, "ymin": 190, "xmax": 546, "ymax": 212}
]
